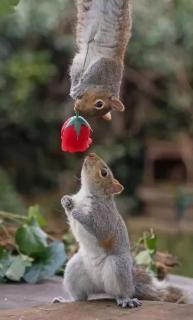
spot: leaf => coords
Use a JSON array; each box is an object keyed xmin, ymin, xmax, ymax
[
  {"xmin": 0, "ymin": 3, "xmax": 14, "ymax": 17},
  {"xmin": 66, "ymin": 116, "xmax": 92, "ymax": 136},
  {"xmin": 0, "ymin": 0, "xmax": 20, "ymax": 17},
  {"xmin": 5, "ymin": 255, "xmax": 32, "ymax": 282},
  {"xmin": 15, "ymin": 223, "xmax": 47, "ymax": 257},
  {"xmin": 23, "ymin": 241, "xmax": 66, "ymax": 283},
  {"xmin": 27, "ymin": 205, "xmax": 46, "ymax": 228},
  {"xmin": 144, "ymin": 230, "xmax": 157, "ymax": 253},
  {"xmin": 8, "ymin": 0, "xmax": 20, "ymax": 6},
  {"xmin": 135, "ymin": 250, "xmax": 152, "ymax": 266},
  {"xmin": 0, "ymin": 247, "xmax": 12, "ymax": 282}
]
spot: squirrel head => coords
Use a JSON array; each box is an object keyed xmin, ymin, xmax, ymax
[
  {"xmin": 74, "ymin": 89, "xmax": 125, "ymax": 121},
  {"xmin": 81, "ymin": 153, "xmax": 124, "ymax": 196}
]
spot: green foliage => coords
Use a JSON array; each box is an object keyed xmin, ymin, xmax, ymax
[
  {"xmin": 0, "ymin": 0, "xmax": 20, "ymax": 17},
  {"xmin": 0, "ymin": 2, "xmax": 193, "ymax": 283},
  {"xmin": 23, "ymin": 241, "xmax": 66, "ymax": 283},
  {"xmin": 0, "ymin": 0, "xmax": 74, "ymax": 194},
  {"xmin": 0, "ymin": 247, "xmax": 12, "ymax": 282},
  {"xmin": 4, "ymin": 51, "xmax": 56, "ymax": 105},
  {"xmin": 5, "ymin": 255, "xmax": 32, "ymax": 281},
  {"xmin": 135, "ymin": 229, "xmax": 157, "ymax": 272},
  {"xmin": 0, "ymin": 206, "xmax": 66, "ymax": 283},
  {"xmin": 128, "ymin": 0, "xmax": 193, "ymax": 138},
  {"xmin": 0, "ymin": 168, "xmax": 25, "ymax": 214},
  {"xmin": 15, "ymin": 221, "xmax": 47, "ymax": 257},
  {"xmin": 27, "ymin": 205, "xmax": 46, "ymax": 227}
]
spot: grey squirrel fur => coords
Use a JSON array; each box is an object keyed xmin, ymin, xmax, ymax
[
  {"xmin": 70, "ymin": 0, "xmax": 132, "ymax": 118},
  {"xmin": 53, "ymin": 153, "xmax": 185, "ymax": 308}
]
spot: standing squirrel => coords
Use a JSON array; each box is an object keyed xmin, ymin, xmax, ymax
[
  {"xmin": 70, "ymin": 0, "xmax": 132, "ymax": 121},
  {"xmin": 54, "ymin": 153, "xmax": 185, "ymax": 307}
]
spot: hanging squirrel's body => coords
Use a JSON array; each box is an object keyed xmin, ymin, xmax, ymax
[
  {"xmin": 54, "ymin": 153, "xmax": 186, "ymax": 308},
  {"xmin": 76, "ymin": 0, "xmax": 131, "ymax": 61},
  {"xmin": 70, "ymin": 0, "xmax": 132, "ymax": 120}
]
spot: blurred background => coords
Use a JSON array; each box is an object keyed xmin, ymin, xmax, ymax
[{"xmin": 0, "ymin": 0, "xmax": 193, "ymax": 277}]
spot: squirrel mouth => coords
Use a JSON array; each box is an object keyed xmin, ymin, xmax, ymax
[
  {"xmin": 88, "ymin": 153, "xmax": 97, "ymax": 159},
  {"xmin": 74, "ymin": 102, "xmax": 79, "ymax": 112},
  {"xmin": 84, "ymin": 153, "xmax": 97, "ymax": 168}
]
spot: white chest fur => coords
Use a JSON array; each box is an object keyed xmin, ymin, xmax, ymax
[
  {"xmin": 68, "ymin": 188, "xmax": 101, "ymax": 254},
  {"xmin": 68, "ymin": 187, "xmax": 108, "ymax": 288}
]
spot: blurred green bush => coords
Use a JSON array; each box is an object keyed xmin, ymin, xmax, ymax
[
  {"xmin": 0, "ymin": 0, "xmax": 193, "ymax": 209},
  {"xmin": 0, "ymin": 168, "xmax": 25, "ymax": 213}
]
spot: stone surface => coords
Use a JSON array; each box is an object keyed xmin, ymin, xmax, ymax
[
  {"xmin": 1, "ymin": 275, "xmax": 193, "ymax": 310},
  {"xmin": 0, "ymin": 300, "xmax": 193, "ymax": 320},
  {"xmin": 0, "ymin": 275, "xmax": 193, "ymax": 319},
  {"xmin": 0, "ymin": 277, "xmax": 66, "ymax": 310}
]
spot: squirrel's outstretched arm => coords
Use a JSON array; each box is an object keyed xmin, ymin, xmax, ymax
[
  {"xmin": 61, "ymin": 196, "xmax": 96, "ymax": 235},
  {"xmin": 71, "ymin": 208, "xmax": 95, "ymax": 235}
]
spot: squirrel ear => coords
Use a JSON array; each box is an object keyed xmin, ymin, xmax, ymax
[
  {"xmin": 102, "ymin": 112, "xmax": 112, "ymax": 121},
  {"xmin": 109, "ymin": 179, "xmax": 124, "ymax": 195},
  {"xmin": 110, "ymin": 96, "xmax": 125, "ymax": 112}
]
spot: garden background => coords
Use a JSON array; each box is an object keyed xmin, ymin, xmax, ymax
[{"xmin": 0, "ymin": 0, "xmax": 193, "ymax": 278}]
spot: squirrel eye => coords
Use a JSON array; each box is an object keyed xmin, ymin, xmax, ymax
[
  {"xmin": 100, "ymin": 168, "xmax": 108, "ymax": 178},
  {"xmin": 77, "ymin": 95, "xmax": 83, "ymax": 99},
  {"xmin": 95, "ymin": 100, "xmax": 104, "ymax": 109}
]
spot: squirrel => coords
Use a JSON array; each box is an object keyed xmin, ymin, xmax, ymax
[
  {"xmin": 53, "ymin": 153, "xmax": 185, "ymax": 308},
  {"xmin": 70, "ymin": 0, "xmax": 132, "ymax": 121}
]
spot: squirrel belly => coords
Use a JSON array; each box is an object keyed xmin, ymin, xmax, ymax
[
  {"xmin": 76, "ymin": 0, "xmax": 132, "ymax": 60},
  {"xmin": 70, "ymin": 54, "xmax": 123, "ymax": 100}
]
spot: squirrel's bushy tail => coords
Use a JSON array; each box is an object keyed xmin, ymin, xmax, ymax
[{"xmin": 133, "ymin": 267, "xmax": 186, "ymax": 303}]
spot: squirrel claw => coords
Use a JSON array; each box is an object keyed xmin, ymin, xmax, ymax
[
  {"xmin": 61, "ymin": 196, "xmax": 74, "ymax": 211},
  {"xmin": 52, "ymin": 296, "xmax": 66, "ymax": 304},
  {"xmin": 116, "ymin": 297, "xmax": 142, "ymax": 308}
]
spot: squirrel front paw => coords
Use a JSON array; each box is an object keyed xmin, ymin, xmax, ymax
[
  {"xmin": 116, "ymin": 297, "xmax": 142, "ymax": 308},
  {"xmin": 61, "ymin": 196, "xmax": 74, "ymax": 211},
  {"xmin": 71, "ymin": 209, "xmax": 80, "ymax": 220},
  {"xmin": 70, "ymin": 84, "xmax": 84, "ymax": 100}
]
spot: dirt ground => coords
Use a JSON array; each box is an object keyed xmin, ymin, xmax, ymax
[
  {"xmin": 0, "ymin": 300, "xmax": 193, "ymax": 320},
  {"xmin": 0, "ymin": 275, "xmax": 193, "ymax": 320}
]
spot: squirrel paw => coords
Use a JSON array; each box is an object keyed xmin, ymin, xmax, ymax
[
  {"xmin": 70, "ymin": 84, "xmax": 84, "ymax": 100},
  {"xmin": 52, "ymin": 296, "xmax": 66, "ymax": 304},
  {"xmin": 71, "ymin": 209, "xmax": 80, "ymax": 219},
  {"xmin": 116, "ymin": 297, "xmax": 142, "ymax": 308},
  {"xmin": 61, "ymin": 196, "xmax": 74, "ymax": 211}
]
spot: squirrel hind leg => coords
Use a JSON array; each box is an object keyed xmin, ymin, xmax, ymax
[{"xmin": 64, "ymin": 251, "xmax": 95, "ymax": 301}]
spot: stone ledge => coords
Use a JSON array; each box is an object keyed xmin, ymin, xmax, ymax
[
  {"xmin": 0, "ymin": 300, "xmax": 193, "ymax": 320},
  {"xmin": 0, "ymin": 275, "xmax": 193, "ymax": 320},
  {"xmin": 1, "ymin": 275, "xmax": 193, "ymax": 310}
]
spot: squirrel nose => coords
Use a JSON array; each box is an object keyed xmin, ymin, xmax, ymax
[
  {"xmin": 74, "ymin": 104, "xmax": 78, "ymax": 111},
  {"xmin": 74, "ymin": 100, "xmax": 81, "ymax": 111}
]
